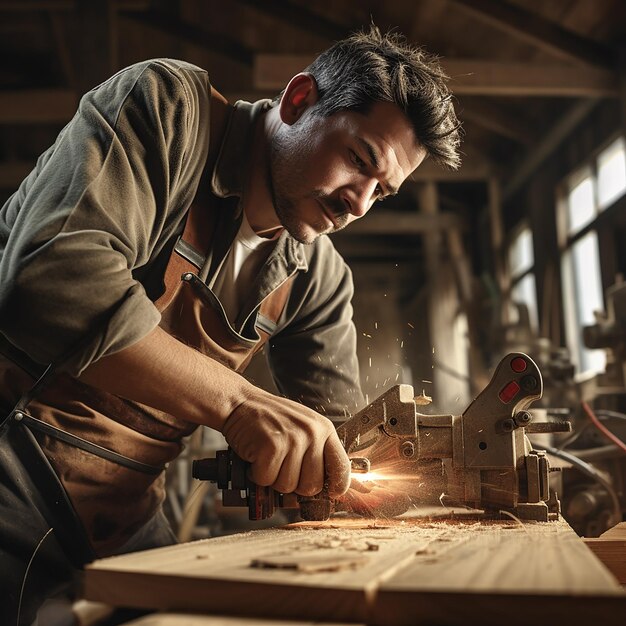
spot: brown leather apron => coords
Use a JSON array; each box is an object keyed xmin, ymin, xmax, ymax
[{"xmin": 0, "ymin": 89, "xmax": 295, "ymax": 557}]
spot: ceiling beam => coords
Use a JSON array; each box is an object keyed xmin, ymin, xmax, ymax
[
  {"xmin": 254, "ymin": 55, "xmax": 619, "ymax": 97},
  {"xmin": 336, "ymin": 210, "xmax": 463, "ymax": 236},
  {"xmin": 448, "ymin": 0, "xmax": 614, "ymax": 68},
  {"xmin": 503, "ymin": 98, "xmax": 599, "ymax": 202},
  {"xmin": 235, "ymin": 0, "xmax": 349, "ymax": 41},
  {"xmin": 409, "ymin": 152, "xmax": 492, "ymax": 182},
  {"xmin": 0, "ymin": 89, "xmax": 77, "ymax": 123},
  {"xmin": 0, "ymin": 1, "xmax": 75, "ymax": 9},
  {"xmin": 461, "ymin": 100, "xmax": 538, "ymax": 145},
  {"xmin": 119, "ymin": 9, "xmax": 253, "ymax": 66}
]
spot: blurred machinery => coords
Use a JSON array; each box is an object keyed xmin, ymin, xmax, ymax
[{"xmin": 486, "ymin": 279, "xmax": 626, "ymax": 537}]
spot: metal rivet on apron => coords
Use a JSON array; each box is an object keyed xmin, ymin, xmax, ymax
[
  {"xmin": 182, "ymin": 273, "xmax": 194, "ymax": 281},
  {"xmin": 13, "ymin": 411, "xmax": 23, "ymax": 421}
]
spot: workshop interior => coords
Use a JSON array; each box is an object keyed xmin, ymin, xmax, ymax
[{"xmin": 1, "ymin": 1, "xmax": 626, "ymax": 624}]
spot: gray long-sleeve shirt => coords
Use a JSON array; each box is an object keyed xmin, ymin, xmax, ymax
[{"xmin": 0, "ymin": 59, "xmax": 364, "ymax": 419}]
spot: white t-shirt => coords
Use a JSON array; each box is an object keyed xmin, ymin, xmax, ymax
[{"xmin": 209, "ymin": 211, "xmax": 280, "ymax": 325}]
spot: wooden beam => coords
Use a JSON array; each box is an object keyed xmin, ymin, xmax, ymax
[
  {"xmin": 447, "ymin": 60, "xmax": 618, "ymax": 97},
  {"xmin": 411, "ymin": 150, "xmax": 492, "ymax": 181},
  {"xmin": 119, "ymin": 9, "xmax": 253, "ymax": 66},
  {"xmin": 255, "ymin": 55, "xmax": 619, "ymax": 97},
  {"xmin": 503, "ymin": 99, "xmax": 599, "ymax": 202},
  {"xmin": 235, "ymin": 0, "xmax": 349, "ymax": 41},
  {"xmin": 0, "ymin": 0, "xmax": 75, "ymax": 9},
  {"xmin": 461, "ymin": 100, "xmax": 538, "ymax": 146},
  {"xmin": 449, "ymin": 0, "xmax": 615, "ymax": 68},
  {"xmin": 336, "ymin": 210, "xmax": 463, "ymax": 236},
  {"xmin": 118, "ymin": 614, "xmax": 348, "ymax": 626},
  {"xmin": 83, "ymin": 517, "xmax": 626, "ymax": 624},
  {"xmin": 0, "ymin": 89, "xmax": 77, "ymax": 123}
]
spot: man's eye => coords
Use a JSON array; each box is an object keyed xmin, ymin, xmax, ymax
[
  {"xmin": 375, "ymin": 186, "xmax": 386, "ymax": 201},
  {"xmin": 350, "ymin": 150, "xmax": 365, "ymax": 168}
]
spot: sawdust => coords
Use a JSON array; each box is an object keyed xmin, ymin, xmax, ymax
[{"xmin": 414, "ymin": 392, "xmax": 432, "ymax": 406}]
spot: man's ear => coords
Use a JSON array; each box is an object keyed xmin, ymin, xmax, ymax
[{"xmin": 279, "ymin": 73, "xmax": 319, "ymax": 125}]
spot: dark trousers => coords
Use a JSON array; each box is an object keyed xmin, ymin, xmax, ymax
[{"xmin": 0, "ymin": 424, "xmax": 177, "ymax": 626}]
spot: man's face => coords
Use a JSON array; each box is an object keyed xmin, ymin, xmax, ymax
[{"xmin": 268, "ymin": 100, "xmax": 427, "ymax": 244}]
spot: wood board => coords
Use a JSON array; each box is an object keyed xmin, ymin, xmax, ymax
[
  {"xmin": 121, "ymin": 614, "xmax": 355, "ymax": 626},
  {"xmin": 584, "ymin": 522, "xmax": 626, "ymax": 585},
  {"xmin": 84, "ymin": 517, "xmax": 625, "ymax": 625}
]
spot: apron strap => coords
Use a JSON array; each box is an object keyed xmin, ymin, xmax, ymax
[
  {"xmin": 155, "ymin": 86, "xmax": 232, "ymax": 313},
  {"xmin": 14, "ymin": 411, "xmax": 164, "ymax": 475}
]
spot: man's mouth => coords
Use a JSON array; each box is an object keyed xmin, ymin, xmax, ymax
[{"xmin": 317, "ymin": 199, "xmax": 346, "ymax": 231}]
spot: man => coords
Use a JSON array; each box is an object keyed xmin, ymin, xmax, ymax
[{"xmin": 0, "ymin": 26, "xmax": 460, "ymax": 623}]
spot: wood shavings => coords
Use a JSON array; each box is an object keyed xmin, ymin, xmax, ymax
[
  {"xmin": 250, "ymin": 553, "xmax": 369, "ymax": 573},
  {"xmin": 414, "ymin": 392, "xmax": 432, "ymax": 405}
]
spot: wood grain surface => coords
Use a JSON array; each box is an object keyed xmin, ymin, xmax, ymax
[
  {"xmin": 84, "ymin": 517, "xmax": 625, "ymax": 625},
  {"xmin": 584, "ymin": 522, "xmax": 626, "ymax": 585},
  {"xmin": 122, "ymin": 613, "xmax": 356, "ymax": 626}
]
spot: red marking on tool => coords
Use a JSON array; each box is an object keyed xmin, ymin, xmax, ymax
[
  {"xmin": 511, "ymin": 357, "xmax": 527, "ymax": 373},
  {"xmin": 499, "ymin": 380, "xmax": 520, "ymax": 403}
]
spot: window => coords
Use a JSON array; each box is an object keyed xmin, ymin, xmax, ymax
[
  {"xmin": 597, "ymin": 137, "xmax": 626, "ymax": 209},
  {"xmin": 561, "ymin": 232, "xmax": 605, "ymax": 374},
  {"xmin": 558, "ymin": 136, "xmax": 625, "ymax": 376},
  {"xmin": 566, "ymin": 169, "xmax": 595, "ymax": 234},
  {"xmin": 508, "ymin": 225, "xmax": 538, "ymax": 332}
]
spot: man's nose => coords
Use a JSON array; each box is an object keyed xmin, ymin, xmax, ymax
[{"xmin": 340, "ymin": 180, "xmax": 377, "ymax": 218}]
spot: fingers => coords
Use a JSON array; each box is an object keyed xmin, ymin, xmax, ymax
[
  {"xmin": 222, "ymin": 393, "xmax": 351, "ymax": 500},
  {"xmin": 295, "ymin": 444, "xmax": 324, "ymax": 496},
  {"xmin": 247, "ymin": 440, "xmax": 285, "ymax": 487},
  {"xmin": 323, "ymin": 432, "xmax": 351, "ymax": 498},
  {"xmin": 251, "ymin": 441, "xmax": 326, "ymax": 496}
]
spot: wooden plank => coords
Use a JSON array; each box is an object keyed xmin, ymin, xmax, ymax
[
  {"xmin": 448, "ymin": 0, "xmax": 614, "ymax": 68},
  {"xmin": 254, "ymin": 55, "xmax": 619, "ymax": 98},
  {"xmin": 337, "ymin": 210, "xmax": 463, "ymax": 236},
  {"xmin": 84, "ymin": 517, "xmax": 625, "ymax": 624},
  {"xmin": 119, "ymin": 9, "xmax": 253, "ymax": 66},
  {"xmin": 584, "ymin": 522, "xmax": 626, "ymax": 584},
  {"xmin": 0, "ymin": 1, "xmax": 75, "ymax": 9},
  {"xmin": 235, "ymin": 0, "xmax": 349, "ymax": 41},
  {"xmin": 445, "ymin": 60, "xmax": 618, "ymax": 97},
  {"xmin": 122, "ymin": 613, "xmax": 355, "ymax": 626},
  {"xmin": 0, "ymin": 89, "xmax": 77, "ymax": 124},
  {"xmin": 373, "ymin": 518, "xmax": 626, "ymax": 625}
]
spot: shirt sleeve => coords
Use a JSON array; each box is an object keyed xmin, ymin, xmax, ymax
[
  {"xmin": 0, "ymin": 61, "xmax": 206, "ymax": 375},
  {"xmin": 267, "ymin": 239, "xmax": 365, "ymax": 424}
]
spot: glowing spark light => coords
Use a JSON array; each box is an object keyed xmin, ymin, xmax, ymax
[{"xmin": 351, "ymin": 471, "xmax": 388, "ymax": 483}]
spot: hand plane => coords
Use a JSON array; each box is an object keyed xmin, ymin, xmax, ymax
[{"xmin": 192, "ymin": 353, "xmax": 567, "ymax": 522}]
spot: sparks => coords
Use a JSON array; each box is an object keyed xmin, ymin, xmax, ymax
[{"xmin": 351, "ymin": 471, "xmax": 388, "ymax": 483}]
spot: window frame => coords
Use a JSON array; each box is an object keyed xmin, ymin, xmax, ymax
[{"xmin": 556, "ymin": 133, "xmax": 626, "ymax": 377}]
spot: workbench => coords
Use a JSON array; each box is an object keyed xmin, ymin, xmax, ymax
[{"xmin": 83, "ymin": 514, "xmax": 625, "ymax": 626}]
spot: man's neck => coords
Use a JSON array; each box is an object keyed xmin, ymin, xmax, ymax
[{"xmin": 242, "ymin": 107, "xmax": 283, "ymax": 239}]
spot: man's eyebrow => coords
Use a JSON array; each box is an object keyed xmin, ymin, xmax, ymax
[{"xmin": 356, "ymin": 137, "xmax": 399, "ymax": 196}]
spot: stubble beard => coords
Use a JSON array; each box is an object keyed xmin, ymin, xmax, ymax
[{"xmin": 268, "ymin": 122, "xmax": 349, "ymax": 245}]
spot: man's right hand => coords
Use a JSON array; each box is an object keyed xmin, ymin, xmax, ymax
[
  {"xmin": 221, "ymin": 389, "xmax": 351, "ymax": 499},
  {"xmin": 80, "ymin": 326, "xmax": 351, "ymax": 498}
]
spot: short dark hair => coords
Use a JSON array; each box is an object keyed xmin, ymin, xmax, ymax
[{"xmin": 284, "ymin": 26, "xmax": 462, "ymax": 170}]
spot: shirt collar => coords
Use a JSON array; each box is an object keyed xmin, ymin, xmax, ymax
[
  {"xmin": 210, "ymin": 98, "xmax": 271, "ymax": 200},
  {"xmin": 210, "ymin": 98, "xmax": 308, "ymax": 273}
]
